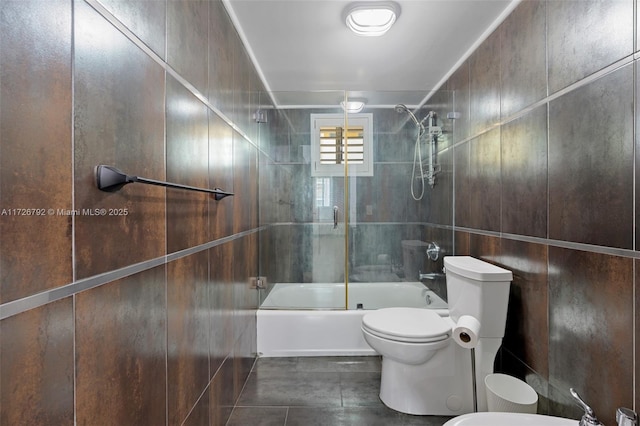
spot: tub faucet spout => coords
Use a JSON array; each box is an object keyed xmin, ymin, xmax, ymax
[{"xmin": 418, "ymin": 271, "xmax": 444, "ymax": 280}]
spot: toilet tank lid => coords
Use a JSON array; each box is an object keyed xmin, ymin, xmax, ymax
[{"xmin": 444, "ymin": 256, "xmax": 512, "ymax": 281}]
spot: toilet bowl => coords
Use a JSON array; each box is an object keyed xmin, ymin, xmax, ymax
[
  {"xmin": 361, "ymin": 256, "xmax": 513, "ymax": 416},
  {"xmin": 362, "ymin": 307, "xmax": 473, "ymax": 415}
]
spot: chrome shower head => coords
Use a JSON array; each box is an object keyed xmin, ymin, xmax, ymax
[{"xmin": 395, "ymin": 104, "xmax": 421, "ymax": 129}]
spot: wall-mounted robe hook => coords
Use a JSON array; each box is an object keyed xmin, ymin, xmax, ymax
[{"xmin": 95, "ymin": 165, "xmax": 234, "ymax": 201}]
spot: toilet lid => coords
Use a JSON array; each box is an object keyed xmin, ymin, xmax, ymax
[{"xmin": 362, "ymin": 307, "xmax": 451, "ymax": 342}]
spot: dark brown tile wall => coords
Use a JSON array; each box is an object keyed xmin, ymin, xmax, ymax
[
  {"xmin": 441, "ymin": 0, "xmax": 639, "ymax": 422},
  {"xmin": 1, "ymin": 0, "xmax": 262, "ymax": 424},
  {"xmin": 0, "ymin": 0, "xmax": 73, "ymax": 303}
]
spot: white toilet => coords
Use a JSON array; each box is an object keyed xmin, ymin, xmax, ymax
[{"xmin": 361, "ymin": 256, "xmax": 513, "ymax": 416}]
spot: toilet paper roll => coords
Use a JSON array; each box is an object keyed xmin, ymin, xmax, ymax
[{"xmin": 453, "ymin": 315, "xmax": 481, "ymax": 349}]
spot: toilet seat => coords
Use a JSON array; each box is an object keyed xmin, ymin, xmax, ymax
[{"xmin": 362, "ymin": 307, "xmax": 451, "ymax": 343}]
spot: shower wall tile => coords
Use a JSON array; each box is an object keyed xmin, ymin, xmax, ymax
[
  {"xmin": 547, "ymin": 0, "xmax": 633, "ymax": 94},
  {"xmin": 469, "ymin": 30, "xmax": 501, "ymax": 136},
  {"xmin": 209, "ymin": 0, "xmax": 235, "ymax": 117},
  {"xmin": 454, "ymin": 141, "xmax": 471, "ymax": 228},
  {"xmin": 167, "ymin": 0, "xmax": 209, "ymax": 95},
  {"xmin": 500, "ymin": 0, "xmax": 547, "ymax": 118},
  {"xmin": 548, "ymin": 65, "xmax": 634, "ymax": 249},
  {"xmin": 75, "ymin": 266, "xmax": 167, "ymax": 426},
  {"xmin": 428, "ymin": 146, "xmax": 453, "ymax": 226},
  {"xmin": 454, "ymin": 230, "xmax": 470, "ymax": 256},
  {"xmin": 450, "ymin": 61, "xmax": 471, "ymax": 144},
  {"xmin": 468, "ymin": 128, "xmax": 501, "ymax": 232},
  {"xmin": 166, "ymin": 76, "xmax": 210, "ymax": 253},
  {"xmin": 74, "ymin": 1, "xmax": 166, "ymax": 278},
  {"xmin": 500, "ymin": 239, "xmax": 549, "ymax": 379},
  {"xmin": 468, "ymin": 233, "xmax": 501, "ymax": 263},
  {"xmin": 501, "ymin": 105, "xmax": 548, "ymax": 238},
  {"xmin": 0, "ymin": 0, "xmax": 73, "ymax": 303},
  {"xmin": 548, "ymin": 247, "xmax": 633, "ymax": 425},
  {"xmin": 97, "ymin": 0, "xmax": 166, "ymax": 59},
  {"xmin": 167, "ymin": 251, "xmax": 210, "ymax": 426},
  {"xmin": 0, "ymin": 298, "xmax": 74, "ymax": 425}
]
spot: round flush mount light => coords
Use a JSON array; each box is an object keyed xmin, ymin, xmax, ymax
[{"xmin": 343, "ymin": 1, "xmax": 401, "ymax": 37}]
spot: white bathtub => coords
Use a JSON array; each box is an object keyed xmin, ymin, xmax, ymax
[{"xmin": 257, "ymin": 281, "xmax": 448, "ymax": 357}]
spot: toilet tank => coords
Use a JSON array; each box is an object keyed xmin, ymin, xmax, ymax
[{"xmin": 444, "ymin": 256, "xmax": 512, "ymax": 338}]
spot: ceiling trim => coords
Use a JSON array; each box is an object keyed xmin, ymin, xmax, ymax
[{"xmin": 417, "ymin": 0, "xmax": 522, "ymax": 109}]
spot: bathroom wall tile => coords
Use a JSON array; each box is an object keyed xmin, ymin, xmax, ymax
[
  {"xmin": 469, "ymin": 128, "xmax": 501, "ymax": 232},
  {"xmin": 233, "ymin": 324, "xmax": 257, "ymax": 401},
  {"xmin": 468, "ymin": 233, "xmax": 501, "ymax": 264},
  {"xmin": 167, "ymin": 0, "xmax": 209, "ymax": 95},
  {"xmin": 636, "ymin": 260, "xmax": 640, "ymax": 411},
  {"xmin": 500, "ymin": 0, "xmax": 547, "ymax": 118},
  {"xmin": 500, "ymin": 239, "xmax": 549, "ymax": 379},
  {"xmin": 501, "ymin": 105, "xmax": 548, "ymax": 238},
  {"xmin": 166, "ymin": 76, "xmax": 210, "ymax": 253},
  {"xmin": 233, "ymin": 47, "xmax": 253, "ymax": 138},
  {"xmin": 469, "ymin": 30, "xmax": 501, "ymax": 136},
  {"xmin": 209, "ymin": 113, "xmax": 235, "ymax": 240},
  {"xmin": 454, "ymin": 141, "xmax": 471, "ymax": 228},
  {"xmin": 548, "ymin": 65, "xmax": 634, "ymax": 249},
  {"xmin": 74, "ymin": 1, "xmax": 166, "ymax": 279},
  {"xmin": 548, "ymin": 247, "xmax": 633, "ymax": 425},
  {"xmin": 454, "ymin": 231, "xmax": 470, "ymax": 256},
  {"xmin": 233, "ymin": 235, "xmax": 258, "ymax": 338},
  {"xmin": 210, "ymin": 356, "xmax": 235, "ymax": 426},
  {"xmin": 428, "ymin": 147, "xmax": 453, "ymax": 226},
  {"xmin": 167, "ymin": 251, "xmax": 210, "ymax": 426},
  {"xmin": 209, "ymin": 0, "xmax": 235, "ymax": 117},
  {"xmin": 183, "ymin": 387, "xmax": 210, "ymax": 426},
  {"xmin": 449, "ymin": 61, "xmax": 470, "ymax": 144},
  {"xmin": 233, "ymin": 135, "xmax": 258, "ymax": 234},
  {"xmin": 0, "ymin": 0, "xmax": 73, "ymax": 302},
  {"xmin": 97, "ymin": 0, "xmax": 166, "ymax": 59},
  {"xmin": 210, "ymin": 242, "xmax": 235, "ymax": 377},
  {"xmin": 547, "ymin": 0, "xmax": 633, "ymax": 94},
  {"xmin": 0, "ymin": 298, "xmax": 74, "ymax": 425},
  {"xmin": 75, "ymin": 266, "xmax": 167, "ymax": 426}
]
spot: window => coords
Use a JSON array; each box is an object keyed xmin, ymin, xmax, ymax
[{"xmin": 310, "ymin": 113, "xmax": 373, "ymax": 177}]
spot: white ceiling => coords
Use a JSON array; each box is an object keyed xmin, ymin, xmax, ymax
[{"xmin": 223, "ymin": 0, "xmax": 518, "ymax": 108}]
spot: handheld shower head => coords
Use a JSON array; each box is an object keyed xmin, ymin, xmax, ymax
[
  {"xmin": 395, "ymin": 104, "xmax": 408, "ymax": 114},
  {"xmin": 395, "ymin": 104, "xmax": 421, "ymax": 129}
]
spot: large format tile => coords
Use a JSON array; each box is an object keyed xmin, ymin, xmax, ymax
[
  {"xmin": 548, "ymin": 65, "xmax": 634, "ymax": 249},
  {"xmin": 548, "ymin": 247, "xmax": 633, "ymax": 426},
  {"xmin": 469, "ymin": 30, "xmax": 500, "ymax": 136},
  {"xmin": 227, "ymin": 407, "xmax": 288, "ymax": 426},
  {"xmin": 501, "ymin": 105, "xmax": 548, "ymax": 238},
  {"xmin": 238, "ymin": 371, "xmax": 343, "ymax": 407},
  {"xmin": 73, "ymin": 1, "xmax": 166, "ymax": 278},
  {"xmin": 209, "ymin": 112, "xmax": 235, "ymax": 240},
  {"xmin": 166, "ymin": 76, "xmax": 210, "ymax": 253},
  {"xmin": 285, "ymin": 406, "xmax": 451, "ymax": 426},
  {"xmin": 167, "ymin": 251, "xmax": 211, "ymax": 426},
  {"xmin": 75, "ymin": 266, "xmax": 167, "ymax": 425},
  {"xmin": 167, "ymin": 0, "xmax": 209, "ymax": 94},
  {"xmin": 547, "ymin": 0, "xmax": 633, "ymax": 94},
  {"xmin": 449, "ymin": 61, "xmax": 470, "ymax": 144},
  {"xmin": 0, "ymin": 0, "xmax": 73, "ymax": 303},
  {"xmin": 454, "ymin": 142, "xmax": 471, "ymax": 228},
  {"xmin": 209, "ymin": 0, "xmax": 236, "ymax": 116},
  {"xmin": 500, "ymin": 0, "xmax": 546, "ymax": 118},
  {"xmin": 0, "ymin": 298, "xmax": 74, "ymax": 425},
  {"xmin": 97, "ymin": 0, "xmax": 166, "ymax": 59},
  {"xmin": 468, "ymin": 128, "xmax": 501, "ymax": 232},
  {"xmin": 500, "ymin": 239, "xmax": 549, "ymax": 379}
]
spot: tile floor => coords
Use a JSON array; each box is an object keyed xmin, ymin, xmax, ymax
[{"xmin": 226, "ymin": 356, "xmax": 453, "ymax": 426}]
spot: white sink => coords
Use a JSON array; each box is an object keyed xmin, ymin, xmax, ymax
[{"xmin": 443, "ymin": 412, "xmax": 577, "ymax": 426}]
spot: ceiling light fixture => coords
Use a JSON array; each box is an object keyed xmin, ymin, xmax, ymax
[
  {"xmin": 340, "ymin": 100, "xmax": 366, "ymax": 113},
  {"xmin": 343, "ymin": 2, "xmax": 400, "ymax": 37}
]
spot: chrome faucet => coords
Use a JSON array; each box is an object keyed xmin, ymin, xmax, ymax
[
  {"xmin": 570, "ymin": 388, "xmax": 603, "ymax": 426},
  {"xmin": 617, "ymin": 408, "xmax": 638, "ymax": 426},
  {"xmin": 418, "ymin": 271, "xmax": 444, "ymax": 280}
]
